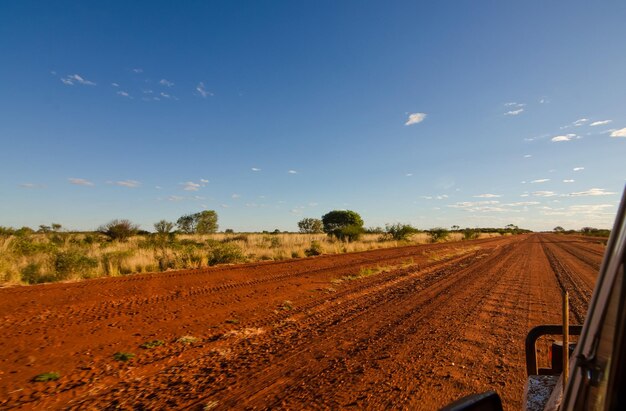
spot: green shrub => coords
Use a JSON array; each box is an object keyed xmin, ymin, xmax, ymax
[
  {"xmin": 462, "ymin": 229, "xmax": 480, "ymax": 240},
  {"xmin": 54, "ymin": 250, "xmax": 98, "ymax": 279},
  {"xmin": 335, "ymin": 225, "xmax": 364, "ymax": 242},
  {"xmin": 33, "ymin": 372, "xmax": 60, "ymax": 382},
  {"xmin": 20, "ymin": 263, "xmax": 54, "ymax": 284},
  {"xmin": 207, "ymin": 242, "xmax": 245, "ymax": 266},
  {"xmin": 384, "ymin": 223, "xmax": 419, "ymax": 241},
  {"xmin": 428, "ymin": 228, "xmax": 450, "ymax": 243},
  {"xmin": 304, "ymin": 241, "xmax": 323, "ymax": 257},
  {"xmin": 140, "ymin": 340, "xmax": 164, "ymax": 349},
  {"xmin": 113, "ymin": 352, "xmax": 135, "ymax": 362}
]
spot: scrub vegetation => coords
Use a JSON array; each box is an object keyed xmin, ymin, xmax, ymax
[{"xmin": 0, "ymin": 209, "xmax": 543, "ymax": 286}]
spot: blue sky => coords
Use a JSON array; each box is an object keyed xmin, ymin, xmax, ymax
[{"xmin": 1, "ymin": 1, "xmax": 625, "ymax": 232}]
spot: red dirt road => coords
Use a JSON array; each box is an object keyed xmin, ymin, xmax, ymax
[{"xmin": 0, "ymin": 234, "xmax": 603, "ymax": 410}]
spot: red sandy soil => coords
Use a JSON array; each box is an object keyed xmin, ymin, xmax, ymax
[{"xmin": 0, "ymin": 234, "xmax": 603, "ymax": 410}]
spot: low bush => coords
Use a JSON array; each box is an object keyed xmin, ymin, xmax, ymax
[
  {"xmin": 54, "ymin": 250, "xmax": 98, "ymax": 280},
  {"xmin": 304, "ymin": 241, "xmax": 322, "ymax": 256},
  {"xmin": 207, "ymin": 242, "xmax": 245, "ymax": 266}
]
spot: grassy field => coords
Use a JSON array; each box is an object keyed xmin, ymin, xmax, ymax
[{"xmin": 0, "ymin": 231, "xmax": 502, "ymax": 286}]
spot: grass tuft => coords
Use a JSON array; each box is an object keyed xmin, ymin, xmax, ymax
[
  {"xmin": 113, "ymin": 352, "xmax": 136, "ymax": 362},
  {"xmin": 33, "ymin": 372, "xmax": 60, "ymax": 382},
  {"xmin": 139, "ymin": 340, "xmax": 164, "ymax": 349}
]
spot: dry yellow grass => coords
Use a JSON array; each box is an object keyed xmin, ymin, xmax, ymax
[{"xmin": 0, "ymin": 231, "xmax": 500, "ymax": 286}]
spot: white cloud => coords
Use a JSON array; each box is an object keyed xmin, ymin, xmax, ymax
[
  {"xmin": 448, "ymin": 200, "xmax": 500, "ymax": 208},
  {"xmin": 132, "ymin": 68, "xmax": 143, "ymax": 73},
  {"xmin": 551, "ymin": 134, "xmax": 577, "ymax": 142},
  {"xmin": 610, "ymin": 127, "xmax": 626, "ymax": 138},
  {"xmin": 160, "ymin": 92, "xmax": 171, "ymax": 99},
  {"xmin": 572, "ymin": 118, "xmax": 589, "ymax": 127},
  {"xmin": 68, "ymin": 178, "xmax": 94, "ymax": 186},
  {"xmin": 117, "ymin": 91, "xmax": 131, "ymax": 98},
  {"xmin": 563, "ymin": 179, "xmax": 575, "ymax": 183},
  {"xmin": 405, "ymin": 112, "xmax": 427, "ymax": 126},
  {"xmin": 111, "ymin": 82, "xmax": 119, "ymax": 87},
  {"xmin": 573, "ymin": 167, "xmax": 585, "ymax": 171},
  {"xmin": 159, "ymin": 79, "xmax": 174, "ymax": 87},
  {"xmin": 20, "ymin": 183, "xmax": 44, "ymax": 189},
  {"xmin": 64, "ymin": 74, "xmax": 96, "ymax": 86},
  {"xmin": 196, "ymin": 82, "xmax": 213, "ymax": 98},
  {"xmin": 532, "ymin": 191, "xmax": 557, "ymax": 197},
  {"xmin": 288, "ymin": 170, "xmax": 298, "ymax": 174},
  {"xmin": 231, "ymin": 194, "xmax": 241, "ymax": 199},
  {"xmin": 568, "ymin": 188, "xmax": 617, "ymax": 197},
  {"xmin": 504, "ymin": 201, "xmax": 540, "ymax": 206},
  {"xmin": 251, "ymin": 167, "xmax": 261, "ymax": 172},
  {"xmin": 405, "ymin": 173, "xmax": 413, "ymax": 177},
  {"xmin": 504, "ymin": 108, "xmax": 524, "ymax": 116},
  {"xmin": 200, "ymin": 179, "xmax": 209, "ymax": 184},
  {"xmin": 168, "ymin": 195, "xmax": 184, "ymax": 202},
  {"xmin": 531, "ymin": 179, "xmax": 550, "ymax": 183},
  {"xmin": 590, "ymin": 120, "xmax": 612, "ymax": 127},
  {"xmin": 473, "ymin": 193, "xmax": 501, "ymax": 198},
  {"xmin": 115, "ymin": 180, "xmax": 140, "ymax": 188},
  {"xmin": 181, "ymin": 181, "xmax": 201, "ymax": 191},
  {"xmin": 539, "ymin": 97, "xmax": 548, "ymax": 104},
  {"xmin": 155, "ymin": 186, "xmax": 162, "ymax": 190},
  {"xmin": 524, "ymin": 154, "xmax": 532, "ymax": 158}
]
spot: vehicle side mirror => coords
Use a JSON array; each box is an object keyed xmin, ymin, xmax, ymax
[{"xmin": 440, "ymin": 390, "xmax": 503, "ymax": 411}]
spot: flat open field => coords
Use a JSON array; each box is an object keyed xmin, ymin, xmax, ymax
[{"xmin": 0, "ymin": 233, "xmax": 604, "ymax": 410}]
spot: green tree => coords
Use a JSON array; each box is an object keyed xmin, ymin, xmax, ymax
[
  {"xmin": 154, "ymin": 220, "xmax": 174, "ymax": 235},
  {"xmin": 176, "ymin": 211, "xmax": 218, "ymax": 234},
  {"xmin": 98, "ymin": 219, "xmax": 139, "ymax": 242},
  {"xmin": 385, "ymin": 223, "xmax": 419, "ymax": 241},
  {"xmin": 297, "ymin": 218, "xmax": 324, "ymax": 234},
  {"xmin": 553, "ymin": 226, "xmax": 565, "ymax": 233},
  {"xmin": 321, "ymin": 210, "xmax": 364, "ymax": 241},
  {"xmin": 428, "ymin": 228, "xmax": 449, "ymax": 243},
  {"xmin": 196, "ymin": 210, "xmax": 218, "ymax": 234}
]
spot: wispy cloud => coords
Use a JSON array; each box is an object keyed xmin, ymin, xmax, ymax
[
  {"xmin": 405, "ymin": 173, "xmax": 413, "ymax": 177},
  {"xmin": 20, "ymin": 183, "xmax": 44, "ymax": 189},
  {"xmin": 590, "ymin": 120, "xmax": 612, "ymax": 127},
  {"xmin": 532, "ymin": 191, "xmax": 557, "ymax": 197},
  {"xmin": 195, "ymin": 82, "xmax": 213, "ymax": 98},
  {"xmin": 132, "ymin": 68, "xmax": 143, "ymax": 73},
  {"xmin": 405, "ymin": 112, "xmax": 427, "ymax": 126},
  {"xmin": 159, "ymin": 79, "xmax": 174, "ymax": 87},
  {"xmin": 114, "ymin": 180, "xmax": 140, "ymax": 188},
  {"xmin": 573, "ymin": 167, "xmax": 585, "ymax": 171},
  {"xmin": 288, "ymin": 170, "xmax": 298, "ymax": 174},
  {"xmin": 531, "ymin": 179, "xmax": 550, "ymax": 183},
  {"xmin": 61, "ymin": 74, "xmax": 96, "ymax": 86},
  {"xmin": 473, "ymin": 193, "xmax": 501, "ymax": 198},
  {"xmin": 572, "ymin": 118, "xmax": 589, "ymax": 127},
  {"xmin": 168, "ymin": 195, "xmax": 184, "ymax": 202},
  {"xmin": 563, "ymin": 179, "xmax": 575, "ymax": 183},
  {"xmin": 568, "ymin": 188, "xmax": 617, "ymax": 197},
  {"xmin": 111, "ymin": 82, "xmax": 119, "ymax": 87},
  {"xmin": 610, "ymin": 127, "xmax": 626, "ymax": 138},
  {"xmin": 200, "ymin": 179, "xmax": 209, "ymax": 184},
  {"xmin": 181, "ymin": 181, "xmax": 201, "ymax": 191},
  {"xmin": 231, "ymin": 194, "xmax": 241, "ymax": 199},
  {"xmin": 524, "ymin": 154, "xmax": 532, "ymax": 158},
  {"xmin": 551, "ymin": 134, "xmax": 577, "ymax": 142},
  {"xmin": 68, "ymin": 178, "xmax": 94, "ymax": 186},
  {"xmin": 117, "ymin": 91, "xmax": 131, "ymax": 98},
  {"xmin": 504, "ymin": 102, "xmax": 525, "ymax": 116},
  {"xmin": 251, "ymin": 167, "xmax": 261, "ymax": 172}
]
